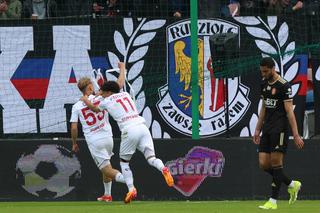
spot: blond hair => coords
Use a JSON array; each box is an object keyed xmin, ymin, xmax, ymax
[{"xmin": 77, "ymin": 77, "xmax": 92, "ymax": 93}]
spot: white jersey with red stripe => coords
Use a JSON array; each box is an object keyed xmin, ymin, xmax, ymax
[
  {"xmin": 70, "ymin": 95, "xmax": 112, "ymax": 142},
  {"xmin": 98, "ymin": 92, "xmax": 145, "ymax": 132}
]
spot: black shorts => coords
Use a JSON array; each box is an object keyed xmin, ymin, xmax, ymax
[{"xmin": 259, "ymin": 132, "xmax": 289, "ymax": 153}]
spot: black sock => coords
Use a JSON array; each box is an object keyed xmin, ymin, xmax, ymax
[
  {"xmin": 282, "ymin": 172, "xmax": 292, "ymax": 186},
  {"xmin": 271, "ymin": 166, "xmax": 283, "ymax": 199},
  {"xmin": 264, "ymin": 168, "xmax": 291, "ymax": 186}
]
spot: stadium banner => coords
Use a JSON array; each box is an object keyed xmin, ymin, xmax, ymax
[
  {"xmin": 0, "ymin": 138, "xmax": 319, "ymax": 201},
  {"xmin": 0, "ymin": 17, "xmax": 308, "ymax": 138},
  {"xmin": 312, "ymin": 59, "xmax": 320, "ymax": 135}
]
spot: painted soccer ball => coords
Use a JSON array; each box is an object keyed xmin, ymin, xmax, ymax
[{"xmin": 16, "ymin": 144, "xmax": 81, "ymax": 198}]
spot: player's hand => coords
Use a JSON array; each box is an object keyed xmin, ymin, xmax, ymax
[
  {"xmin": 228, "ymin": 3, "xmax": 240, "ymax": 17},
  {"xmin": 293, "ymin": 135, "xmax": 304, "ymax": 149},
  {"xmin": 118, "ymin": 62, "xmax": 125, "ymax": 70},
  {"xmin": 253, "ymin": 129, "xmax": 260, "ymax": 144},
  {"xmin": 292, "ymin": 1, "xmax": 303, "ymax": 11},
  {"xmin": 173, "ymin": 11, "xmax": 182, "ymax": 18},
  {"xmin": 72, "ymin": 143, "xmax": 79, "ymax": 153},
  {"xmin": 95, "ymin": 90, "xmax": 102, "ymax": 96}
]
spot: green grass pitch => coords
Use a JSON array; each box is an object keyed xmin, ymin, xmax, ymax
[{"xmin": 0, "ymin": 201, "xmax": 320, "ymax": 213}]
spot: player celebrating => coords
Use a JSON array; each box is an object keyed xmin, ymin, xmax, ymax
[
  {"xmin": 81, "ymin": 81, "xmax": 174, "ymax": 204},
  {"xmin": 253, "ymin": 57, "xmax": 304, "ymax": 210},
  {"xmin": 70, "ymin": 63, "xmax": 126, "ymax": 202}
]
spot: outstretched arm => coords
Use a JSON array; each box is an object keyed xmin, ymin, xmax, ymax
[
  {"xmin": 284, "ymin": 100, "xmax": 304, "ymax": 149},
  {"xmin": 117, "ymin": 62, "xmax": 126, "ymax": 89},
  {"xmin": 81, "ymin": 96, "xmax": 101, "ymax": 112}
]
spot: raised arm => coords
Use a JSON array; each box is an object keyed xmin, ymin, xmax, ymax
[
  {"xmin": 284, "ymin": 100, "xmax": 304, "ymax": 149},
  {"xmin": 117, "ymin": 62, "xmax": 126, "ymax": 89},
  {"xmin": 81, "ymin": 96, "xmax": 101, "ymax": 112}
]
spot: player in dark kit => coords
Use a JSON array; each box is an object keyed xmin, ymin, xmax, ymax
[{"xmin": 253, "ymin": 57, "xmax": 304, "ymax": 210}]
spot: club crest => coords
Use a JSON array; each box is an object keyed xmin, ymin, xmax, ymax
[{"xmin": 157, "ymin": 19, "xmax": 251, "ymax": 137}]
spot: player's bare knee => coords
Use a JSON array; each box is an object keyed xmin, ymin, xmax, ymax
[
  {"xmin": 258, "ymin": 158, "xmax": 270, "ymax": 170},
  {"xmin": 101, "ymin": 164, "xmax": 110, "ymax": 172},
  {"xmin": 259, "ymin": 162, "xmax": 271, "ymax": 170},
  {"xmin": 270, "ymin": 159, "xmax": 282, "ymax": 167},
  {"xmin": 270, "ymin": 153, "xmax": 283, "ymax": 166},
  {"xmin": 101, "ymin": 164, "xmax": 119, "ymax": 179}
]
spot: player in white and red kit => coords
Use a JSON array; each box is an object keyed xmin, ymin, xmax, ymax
[
  {"xmin": 70, "ymin": 63, "xmax": 126, "ymax": 202},
  {"xmin": 81, "ymin": 81, "xmax": 174, "ymax": 204}
]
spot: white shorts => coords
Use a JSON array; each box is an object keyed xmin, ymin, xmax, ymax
[
  {"xmin": 120, "ymin": 124, "xmax": 155, "ymax": 161},
  {"xmin": 86, "ymin": 137, "xmax": 114, "ymax": 170}
]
